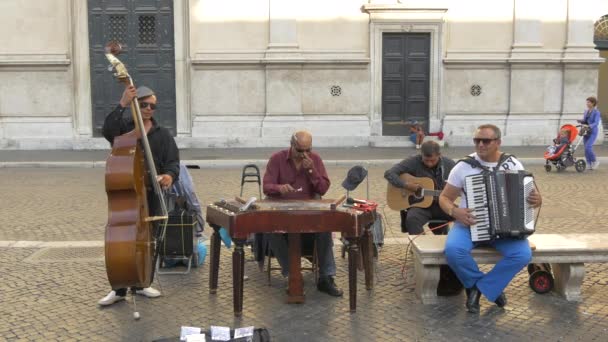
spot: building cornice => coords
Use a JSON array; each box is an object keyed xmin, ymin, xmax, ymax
[
  {"xmin": 361, "ymin": 4, "xmax": 447, "ymax": 22},
  {"xmin": 443, "ymin": 49, "xmax": 604, "ymax": 66},
  {"xmin": 191, "ymin": 50, "xmax": 369, "ymax": 67},
  {"xmin": 0, "ymin": 54, "xmax": 70, "ymax": 67}
]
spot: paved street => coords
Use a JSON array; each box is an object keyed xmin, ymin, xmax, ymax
[{"xmin": 1, "ymin": 163, "xmax": 608, "ymax": 341}]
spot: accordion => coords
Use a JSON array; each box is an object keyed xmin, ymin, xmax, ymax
[{"xmin": 465, "ymin": 170, "xmax": 536, "ymax": 242}]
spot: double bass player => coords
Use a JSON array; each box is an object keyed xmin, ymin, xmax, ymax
[{"xmin": 98, "ymin": 85, "xmax": 180, "ymax": 306}]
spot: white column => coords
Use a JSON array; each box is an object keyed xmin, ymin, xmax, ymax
[
  {"xmin": 510, "ymin": 0, "xmax": 544, "ymax": 59},
  {"xmin": 71, "ymin": 0, "xmax": 93, "ymax": 137},
  {"xmin": 563, "ymin": 0, "xmax": 600, "ymax": 60},
  {"xmin": 265, "ymin": 0, "xmax": 302, "ymax": 117},
  {"xmin": 174, "ymin": 0, "xmax": 191, "ymax": 136},
  {"xmin": 266, "ymin": 0, "xmax": 299, "ymax": 54},
  {"xmin": 561, "ymin": 0, "xmax": 603, "ymax": 123}
]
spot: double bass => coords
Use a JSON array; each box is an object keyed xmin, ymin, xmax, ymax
[{"xmin": 103, "ymin": 42, "xmax": 168, "ymax": 290}]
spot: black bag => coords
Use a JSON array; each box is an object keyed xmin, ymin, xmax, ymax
[
  {"xmin": 371, "ymin": 214, "xmax": 384, "ymax": 247},
  {"xmin": 161, "ymin": 208, "xmax": 197, "ymax": 258},
  {"xmin": 437, "ymin": 265, "xmax": 464, "ymax": 296}
]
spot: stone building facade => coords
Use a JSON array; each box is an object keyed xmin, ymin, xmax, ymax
[{"xmin": 0, "ymin": 0, "xmax": 606, "ymax": 149}]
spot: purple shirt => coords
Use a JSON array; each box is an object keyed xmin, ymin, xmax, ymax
[{"xmin": 263, "ymin": 149, "xmax": 330, "ymax": 200}]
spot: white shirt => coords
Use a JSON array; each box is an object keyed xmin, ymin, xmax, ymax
[{"xmin": 447, "ymin": 153, "xmax": 524, "ymax": 208}]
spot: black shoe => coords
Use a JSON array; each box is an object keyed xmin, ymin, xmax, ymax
[
  {"xmin": 494, "ymin": 293, "xmax": 507, "ymax": 308},
  {"xmin": 465, "ymin": 286, "xmax": 481, "ymax": 313},
  {"xmin": 437, "ymin": 285, "xmax": 464, "ymax": 296},
  {"xmin": 437, "ymin": 265, "xmax": 464, "ymax": 297},
  {"xmin": 317, "ymin": 277, "xmax": 343, "ymax": 297}
]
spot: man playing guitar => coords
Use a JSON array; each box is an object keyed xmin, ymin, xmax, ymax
[
  {"xmin": 384, "ymin": 141, "xmax": 455, "ymax": 235},
  {"xmin": 384, "ymin": 141, "xmax": 462, "ymax": 296}
]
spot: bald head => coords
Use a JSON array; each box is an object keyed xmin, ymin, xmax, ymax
[
  {"xmin": 291, "ymin": 130, "xmax": 312, "ymax": 146},
  {"xmin": 290, "ymin": 130, "xmax": 313, "ymax": 160}
]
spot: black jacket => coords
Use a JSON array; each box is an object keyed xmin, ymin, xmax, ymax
[
  {"xmin": 102, "ymin": 105, "xmax": 180, "ymax": 182},
  {"xmin": 384, "ymin": 155, "xmax": 455, "ymax": 190}
]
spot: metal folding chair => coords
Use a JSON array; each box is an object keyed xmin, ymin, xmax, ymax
[
  {"xmin": 266, "ymin": 237, "xmax": 318, "ymax": 286},
  {"xmin": 240, "ymin": 164, "xmax": 262, "ymax": 197}
]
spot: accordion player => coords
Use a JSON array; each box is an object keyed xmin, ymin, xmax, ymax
[{"xmin": 465, "ymin": 170, "xmax": 536, "ymax": 242}]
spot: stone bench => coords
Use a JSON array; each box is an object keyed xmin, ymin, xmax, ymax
[{"xmin": 409, "ymin": 233, "xmax": 608, "ymax": 304}]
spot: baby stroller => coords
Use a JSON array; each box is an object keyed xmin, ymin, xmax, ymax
[{"xmin": 543, "ymin": 123, "xmax": 589, "ymax": 172}]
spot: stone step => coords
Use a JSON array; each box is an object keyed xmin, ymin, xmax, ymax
[
  {"xmin": 422, "ymin": 136, "xmax": 445, "ymax": 146},
  {"xmin": 369, "ymin": 135, "xmax": 446, "ymax": 147}
]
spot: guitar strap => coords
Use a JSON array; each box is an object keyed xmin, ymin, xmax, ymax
[{"xmin": 436, "ymin": 157, "xmax": 446, "ymax": 190}]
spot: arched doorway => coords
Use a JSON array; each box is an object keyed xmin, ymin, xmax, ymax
[{"xmin": 595, "ymin": 15, "xmax": 608, "ymax": 124}]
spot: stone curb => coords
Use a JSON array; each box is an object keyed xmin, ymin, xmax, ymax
[
  {"xmin": 0, "ymin": 238, "xmax": 408, "ymax": 248},
  {"xmin": 2, "ymin": 157, "xmax": 608, "ymax": 168},
  {"xmin": 0, "ymin": 240, "xmax": 104, "ymax": 248}
]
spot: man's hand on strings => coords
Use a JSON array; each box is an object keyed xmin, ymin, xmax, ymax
[
  {"xmin": 278, "ymin": 184, "xmax": 296, "ymax": 195},
  {"xmin": 120, "ymin": 85, "xmax": 137, "ymax": 108},
  {"xmin": 156, "ymin": 174, "xmax": 173, "ymax": 190},
  {"xmin": 405, "ymin": 183, "xmax": 422, "ymax": 196}
]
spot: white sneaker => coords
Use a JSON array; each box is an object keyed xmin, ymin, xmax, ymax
[
  {"xmin": 136, "ymin": 287, "xmax": 161, "ymax": 298},
  {"xmin": 416, "ymin": 144, "xmax": 421, "ymax": 149},
  {"xmin": 587, "ymin": 162, "xmax": 594, "ymax": 170},
  {"xmin": 98, "ymin": 290, "xmax": 125, "ymax": 306},
  {"xmin": 593, "ymin": 161, "xmax": 600, "ymax": 170}
]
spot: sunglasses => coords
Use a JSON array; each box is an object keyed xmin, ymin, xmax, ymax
[
  {"xmin": 473, "ymin": 138, "xmax": 497, "ymax": 145},
  {"xmin": 139, "ymin": 102, "xmax": 157, "ymax": 110},
  {"xmin": 294, "ymin": 146, "xmax": 311, "ymax": 153}
]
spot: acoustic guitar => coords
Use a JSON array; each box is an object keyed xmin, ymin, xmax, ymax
[{"xmin": 386, "ymin": 174, "xmax": 442, "ymax": 210}]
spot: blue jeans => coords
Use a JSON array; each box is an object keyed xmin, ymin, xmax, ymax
[
  {"xmin": 444, "ymin": 223, "xmax": 532, "ymax": 301},
  {"xmin": 409, "ymin": 133, "xmax": 418, "ymax": 144},
  {"xmin": 583, "ymin": 129, "xmax": 598, "ymax": 164},
  {"xmin": 268, "ymin": 232, "xmax": 336, "ymax": 278}
]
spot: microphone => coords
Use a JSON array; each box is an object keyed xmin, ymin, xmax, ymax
[{"xmin": 346, "ymin": 197, "xmax": 367, "ymax": 205}]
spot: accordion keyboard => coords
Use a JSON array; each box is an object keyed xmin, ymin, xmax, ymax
[{"xmin": 465, "ymin": 175, "xmax": 492, "ymax": 242}]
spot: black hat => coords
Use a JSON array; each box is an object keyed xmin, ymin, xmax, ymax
[{"xmin": 341, "ymin": 165, "xmax": 368, "ymax": 191}]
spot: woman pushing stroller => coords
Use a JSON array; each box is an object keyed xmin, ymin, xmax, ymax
[{"xmin": 578, "ymin": 96, "xmax": 601, "ymax": 170}]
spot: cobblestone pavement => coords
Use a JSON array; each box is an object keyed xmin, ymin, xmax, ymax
[{"xmin": 1, "ymin": 165, "xmax": 608, "ymax": 341}]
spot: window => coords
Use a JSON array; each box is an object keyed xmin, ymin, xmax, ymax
[{"xmin": 594, "ymin": 15, "xmax": 608, "ymax": 50}]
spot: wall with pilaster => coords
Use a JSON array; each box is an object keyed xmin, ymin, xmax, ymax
[
  {"xmin": 0, "ymin": 0, "xmax": 73, "ymax": 146},
  {"xmin": 189, "ymin": 0, "xmax": 371, "ymax": 147},
  {"xmin": 0, "ymin": 0, "xmax": 604, "ymax": 149},
  {"xmin": 442, "ymin": 0, "xmax": 604, "ymax": 146}
]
